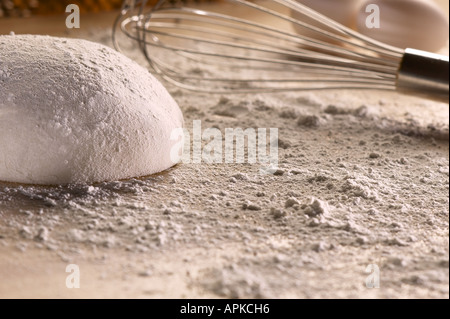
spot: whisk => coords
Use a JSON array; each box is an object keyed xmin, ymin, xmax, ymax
[{"xmin": 113, "ymin": 0, "xmax": 449, "ymax": 102}]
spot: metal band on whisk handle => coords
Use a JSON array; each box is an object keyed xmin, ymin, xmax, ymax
[{"xmin": 397, "ymin": 49, "xmax": 449, "ymax": 103}]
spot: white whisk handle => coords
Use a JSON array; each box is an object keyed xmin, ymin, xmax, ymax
[{"xmin": 397, "ymin": 48, "xmax": 449, "ymax": 103}]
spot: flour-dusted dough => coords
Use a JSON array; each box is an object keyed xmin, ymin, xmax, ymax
[{"xmin": 0, "ymin": 35, "xmax": 184, "ymax": 185}]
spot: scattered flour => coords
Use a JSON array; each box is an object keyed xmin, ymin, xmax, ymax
[{"xmin": 0, "ymin": 27, "xmax": 448, "ymax": 299}]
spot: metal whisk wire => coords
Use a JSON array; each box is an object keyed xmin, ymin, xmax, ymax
[{"xmin": 113, "ymin": 0, "xmax": 448, "ymax": 100}]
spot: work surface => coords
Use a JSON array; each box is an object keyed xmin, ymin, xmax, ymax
[{"xmin": 0, "ymin": 3, "xmax": 449, "ymax": 298}]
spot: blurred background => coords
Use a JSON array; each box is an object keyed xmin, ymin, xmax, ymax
[
  {"xmin": 0, "ymin": 0, "xmax": 448, "ymax": 56},
  {"xmin": 0, "ymin": 0, "xmax": 124, "ymax": 17},
  {"xmin": 0, "ymin": 0, "xmax": 447, "ymax": 18},
  {"xmin": 0, "ymin": 0, "xmax": 447, "ymax": 32},
  {"xmin": 0, "ymin": 1, "xmax": 220, "ymax": 36}
]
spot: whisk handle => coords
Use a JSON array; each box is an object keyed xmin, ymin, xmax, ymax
[{"xmin": 397, "ymin": 49, "xmax": 449, "ymax": 103}]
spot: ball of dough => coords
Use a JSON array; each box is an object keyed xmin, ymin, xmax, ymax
[
  {"xmin": 356, "ymin": 0, "xmax": 449, "ymax": 52},
  {"xmin": 0, "ymin": 35, "xmax": 184, "ymax": 185}
]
